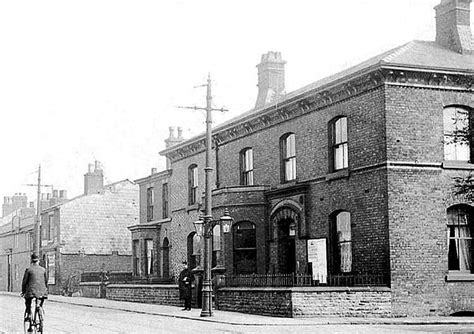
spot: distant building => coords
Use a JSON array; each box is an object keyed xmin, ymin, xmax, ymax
[
  {"xmin": 41, "ymin": 162, "xmax": 139, "ymax": 294},
  {"xmin": 0, "ymin": 190, "xmax": 67, "ymax": 292}
]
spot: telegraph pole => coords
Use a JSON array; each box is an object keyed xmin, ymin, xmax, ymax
[
  {"xmin": 35, "ymin": 165, "xmax": 41, "ymax": 255},
  {"xmin": 177, "ymin": 74, "xmax": 227, "ymax": 317},
  {"xmin": 25, "ymin": 165, "xmax": 52, "ymax": 257}
]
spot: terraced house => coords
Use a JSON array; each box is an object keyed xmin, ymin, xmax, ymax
[{"xmin": 131, "ymin": 0, "xmax": 474, "ymax": 317}]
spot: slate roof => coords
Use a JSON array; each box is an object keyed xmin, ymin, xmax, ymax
[
  {"xmin": 56, "ymin": 180, "xmax": 138, "ymax": 255},
  {"xmin": 160, "ymin": 40, "xmax": 474, "ymax": 155}
]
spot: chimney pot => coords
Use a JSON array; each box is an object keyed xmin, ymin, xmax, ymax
[
  {"xmin": 95, "ymin": 160, "xmax": 102, "ymax": 171},
  {"xmin": 151, "ymin": 168, "xmax": 157, "ymax": 175},
  {"xmin": 53, "ymin": 190, "xmax": 58, "ymax": 198},
  {"xmin": 88, "ymin": 163, "xmax": 94, "ymax": 173},
  {"xmin": 177, "ymin": 127, "xmax": 183, "ymax": 140}
]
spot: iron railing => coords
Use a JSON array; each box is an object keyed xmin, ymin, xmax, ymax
[
  {"xmin": 221, "ymin": 273, "xmax": 388, "ymax": 288},
  {"xmin": 80, "ymin": 271, "xmax": 132, "ymax": 283}
]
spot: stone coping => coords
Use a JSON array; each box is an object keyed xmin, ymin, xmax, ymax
[
  {"xmin": 219, "ymin": 286, "xmax": 391, "ymax": 293},
  {"xmin": 107, "ymin": 284, "xmax": 178, "ymax": 289},
  {"xmin": 79, "ymin": 282, "xmax": 103, "ymax": 286}
]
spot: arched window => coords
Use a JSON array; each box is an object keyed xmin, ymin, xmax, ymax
[
  {"xmin": 331, "ymin": 211, "xmax": 352, "ymax": 273},
  {"xmin": 240, "ymin": 148, "xmax": 254, "ymax": 186},
  {"xmin": 329, "ymin": 117, "xmax": 348, "ymax": 171},
  {"xmin": 233, "ymin": 221, "xmax": 257, "ymax": 274},
  {"xmin": 187, "ymin": 232, "xmax": 198, "ymax": 269},
  {"xmin": 447, "ymin": 205, "xmax": 473, "ymax": 272},
  {"xmin": 188, "ymin": 164, "xmax": 198, "ymax": 205},
  {"xmin": 212, "ymin": 224, "xmax": 221, "ymax": 268},
  {"xmin": 280, "ymin": 133, "xmax": 296, "ymax": 182},
  {"xmin": 162, "ymin": 238, "xmax": 170, "ymax": 278},
  {"xmin": 444, "ymin": 106, "xmax": 471, "ymax": 161}
]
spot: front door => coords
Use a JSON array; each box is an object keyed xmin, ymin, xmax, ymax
[{"xmin": 277, "ymin": 218, "xmax": 296, "ymax": 274}]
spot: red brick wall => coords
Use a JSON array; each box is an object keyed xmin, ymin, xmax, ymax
[
  {"xmin": 214, "ymin": 87, "xmax": 389, "ymax": 277},
  {"xmin": 386, "ymin": 85, "xmax": 474, "ymax": 316}
]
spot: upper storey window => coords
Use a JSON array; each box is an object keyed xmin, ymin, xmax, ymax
[
  {"xmin": 329, "ymin": 117, "xmax": 348, "ymax": 171},
  {"xmin": 281, "ymin": 133, "xmax": 296, "ymax": 182},
  {"xmin": 162, "ymin": 183, "xmax": 169, "ymax": 219},
  {"xmin": 444, "ymin": 106, "xmax": 471, "ymax": 162},
  {"xmin": 240, "ymin": 148, "xmax": 254, "ymax": 186},
  {"xmin": 146, "ymin": 187, "xmax": 154, "ymax": 222},
  {"xmin": 188, "ymin": 164, "xmax": 198, "ymax": 205}
]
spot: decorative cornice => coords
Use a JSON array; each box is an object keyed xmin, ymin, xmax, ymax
[{"xmin": 165, "ymin": 67, "xmax": 473, "ymax": 163}]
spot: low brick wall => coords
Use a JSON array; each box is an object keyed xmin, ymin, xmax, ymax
[
  {"xmin": 106, "ymin": 284, "xmax": 181, "ymax": 306},
  {"xmin": 79, "ymin": 282, "xmax": 105, "ymax": 298},
  {"xmin": 216, "ymin": 287, "xmax": 392, "ymax": 318}
]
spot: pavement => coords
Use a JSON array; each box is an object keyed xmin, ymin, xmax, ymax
[{"xmin": 3, "ymin": 291, "xmax": 474, "ymax": 327}]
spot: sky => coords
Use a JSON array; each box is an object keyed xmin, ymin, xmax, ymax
[{"xmin": 0, "ymin": 0, "xmax": 463, "ymax": 201}]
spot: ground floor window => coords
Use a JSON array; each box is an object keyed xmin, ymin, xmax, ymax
[
  {"xmin": 132, "ymin": 240, "xmax": 140, "ymax": 276},
  {"xmin": 331, "ymin": 211, "xmax": 352, "ymax": 273},
  {"xmin": 233, "ymin": 221, "xmax": 257, "ymax": 274},
  {"xmin": 448, "ymin": 205, "xmax": 473, "ymax": 272},
  {"xmin": 145, "ymin": 239, "xmax": 154, "ymax": 276}
]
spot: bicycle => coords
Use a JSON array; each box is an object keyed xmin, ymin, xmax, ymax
[{"xmin": 21, "ymin": 295, "xmax": 44, "ymax": 334}]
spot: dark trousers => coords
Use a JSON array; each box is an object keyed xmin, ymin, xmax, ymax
[
  {"xmin": 184, "ymin": 296, "xmax": 192, "ymax": 310},
  {"xmin": 24, "ymin": 297, "xmax": 45, "ymax": 316}
]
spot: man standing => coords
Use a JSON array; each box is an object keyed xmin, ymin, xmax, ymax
[
  {"xmin": 22, "ymin": 253, "xmax": 48, "ymax": 320},
  {"xmin": 178, "ymin": 261, "xmax": 194, "ymax": 311}
]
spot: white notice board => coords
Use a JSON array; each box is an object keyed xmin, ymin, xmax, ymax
[
  {"xmin": 307, "ymin": 238, "xmax": 327, "ymax": 283},
  {"xmin": 47, "ymin": 252, "xmax": 56, "ymax": 285}
]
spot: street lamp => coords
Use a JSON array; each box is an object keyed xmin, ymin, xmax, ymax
[{"xmin": 193, "ymin": 208, "xmax": 233, "ymax": 317}]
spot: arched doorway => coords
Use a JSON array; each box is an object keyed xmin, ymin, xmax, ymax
[
  {"xmin": 277, "ymin": 218, "xmax": 297, "ymax": 274},
  {"xmin": 271, "ymin": 206, "xmax": 299, "ymax": 275},
  {"xmin": 162, "ymin": 238, "xmax": 170, "ymax": 278}
]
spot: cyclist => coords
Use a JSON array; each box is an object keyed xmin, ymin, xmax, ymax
[{"xmin": 21, "ymin": 253, "xmax": 48, "ymax": 323}]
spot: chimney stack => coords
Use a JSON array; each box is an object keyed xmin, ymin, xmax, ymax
[
  {"xmin": 59, "ymin": 190, "xmax": 67, "ymax": 199},
  {"xmin": 84, "ymin": 161, "xmax": 104, "ymax": 195},
  {"xmin": 164, "ymin": 126, "xmax": 185, "ymax": 170},
  {"xmin": 151, "ymin": 168, "xmax": 157, "ymax": 175},
  {"xmin": 435, "ymin": 0, "xmax": 473, "ymax": 54},
  {"xmin": 255, "ymin": 51, "xmax": 286, "ymax": 109}
]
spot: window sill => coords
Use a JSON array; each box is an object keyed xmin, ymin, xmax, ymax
[
  {"xmin": 442, "ymin": 161, "xmax": 474, "ymax": 170},
  {"xmin": 446, "ymin": 272, "xmax": 474, "ymax": 281},
  {"xmin": 186, "ymin": 203, "xmax": 200, "ymax": 213},
  {"xmin": 326, "ymin": 169, "xmax": 350, "ymax": 181}
]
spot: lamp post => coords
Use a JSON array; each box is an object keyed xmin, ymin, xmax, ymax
[
  {"xmin": 194, "ymin": 209, "xmax": 233, "ymax": 317},
  {"xmin": 179, "ymin": 74, "xmax": 230, "ymax": 317}
]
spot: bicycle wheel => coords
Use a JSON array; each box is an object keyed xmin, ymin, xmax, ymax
[
  {"xmin": 36, "ymin": 307, "xmax": 44, "ymax": 334},
  {"xmin": 23, "ymin": 310, "xmax": 33, "ymax": 334}
]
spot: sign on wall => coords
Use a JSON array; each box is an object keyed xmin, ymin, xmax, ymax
[
  {"xmin": 47, "ymin": 252, "xmax": 56, "ymax": 285},
  {"xmin": 307, "ymin": 238, "xmax": 327, "ymax": 283}
]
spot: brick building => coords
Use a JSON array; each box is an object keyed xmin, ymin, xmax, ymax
[
  {"xmin": 40, "ymin": 162, "xmax": 139, "ymax": 294},
  {"xmin": 0, "ymin": 191, "xmax": 67, "ymax": 292},
  {"xmin": 133, "ymin": 0, "xmax": 473, "ymax": 316}
]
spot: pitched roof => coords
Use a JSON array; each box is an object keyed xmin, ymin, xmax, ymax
[
  {"xmin": 57, "ymin": 180, "xmax": 138, "ymax": 255},
  {"xmin": 161, "ymin": 40, "xmax": 474, "ymax": 156}
]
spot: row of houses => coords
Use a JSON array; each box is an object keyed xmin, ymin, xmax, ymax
[
  {"xmin": 0, "ymin": 0, "xmax": 473, "ymax": 317},
  {"xmin": 0, "ymin": 162, "xmax": 138, "ymax": 295}
]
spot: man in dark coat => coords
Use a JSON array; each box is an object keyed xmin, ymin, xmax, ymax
[
  {"xmin": 178, "ymin": 261, "xmax": 194, "ymax": 310},
  {"xmin": 22, "ymin": 253, "xmax": 48, "ymax": 320}
]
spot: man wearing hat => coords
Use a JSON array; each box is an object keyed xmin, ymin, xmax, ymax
[
  {"xmin": 178, "ymin": 261, "xmax": 194, "ymax": 311},
  {"xmin": 21, "ymin": 253, "xmax": 48, "ymax": 321}
]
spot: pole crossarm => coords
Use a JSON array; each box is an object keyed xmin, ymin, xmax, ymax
[{"xmin": 176, "ymin": 105, "xmax": 228, "ymax": 113}]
